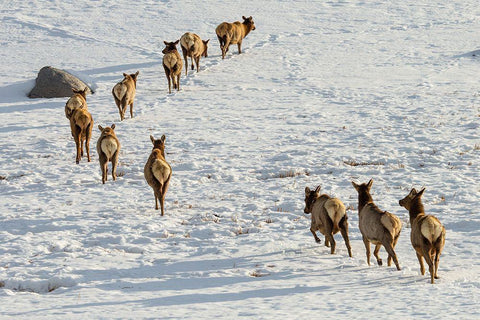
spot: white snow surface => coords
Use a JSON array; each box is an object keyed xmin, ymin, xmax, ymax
[{"xmin": 1, "ymin": 0, "xmax": 480, "ymax": 318}]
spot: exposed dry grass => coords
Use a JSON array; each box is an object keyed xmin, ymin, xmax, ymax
[
  {"xmin": 343, "ymin": 160, "xmax": 385, "ymax": 166},
  {"xmin": 272, "ymin": 169, "xmax": 310, "ymax": 179},
  {"xmin": 249, "ymin": 270, "xmax": 270, "ymax": 277}
]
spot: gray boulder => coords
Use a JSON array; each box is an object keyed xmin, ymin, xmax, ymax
[{"xmin": 28, "ymin": 66, "xmax": 93, "ymax": 98}]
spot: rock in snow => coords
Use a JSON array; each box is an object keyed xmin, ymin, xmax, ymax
[{"xmin": 28, "ymin": 66, "xmax": 93, "ymax": 98}]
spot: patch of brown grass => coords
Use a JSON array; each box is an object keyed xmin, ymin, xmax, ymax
[{"xmin": 343, "ymin": 160, "xmax": 385, "ymax": 166}]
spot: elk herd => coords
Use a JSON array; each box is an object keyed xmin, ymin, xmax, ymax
[{"xmin": 63, "ymin": 16, "xmax": 446, "ymax": 283}]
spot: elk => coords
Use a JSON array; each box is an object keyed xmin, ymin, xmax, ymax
[
  {"xmin": 162, "ymin": 40, "xmax": 183, "ymax": 94},
  {"xmin": 65, "ymin": 87, "xmax": 88, "ymax": 120},
  {"xmin": 215, "ymin": 16, "xmax": 256, "ymax": 59},
  {"xmin": 69, "ymin": 107, "xmax": 93, "ymax": 164},
  {"xmin": 96, "ymin": 124, "xmax": 120, "ymax": 184},
  {"xmin": 112, "ymin": 71, "xmax": 139, "ymax": 121},
  {"xmin": 399, "ymin": 188, "xmax": 446, "ymax": 284},
  {"xmin": 352, "ymin": 179, "xmax": 402, "ymax": 270},
  {"xmin": 180, "ymin": 32, "xmax": 209, "ymax": 75},
  {"xmin": 144, "ymin": 135, "xmax": 172, "ymax": 215},
  {"xmin": 304, "ymin": 185, "xmax": 353, "ymax": 257}
]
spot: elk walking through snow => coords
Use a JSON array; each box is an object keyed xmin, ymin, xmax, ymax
[
  {"xmin": 65, "ymin": 87, "xmax": 88, "ymax": 120},
  {"xmin": 96, "ymin": 124, "xmax": 120, "ymax": 184},
  {"xmin": 112, "ymin": 71, "xmax": 139, "ymax": 121},
  {"xmin": 162, "ymin": 41, "xmax": 183, "ymax": 94},
  {"xmin": 215, "ymin": 16, "xmax": 256, "ymax": 59},
  {"xmin": 144, "ymin": 135, "xmax": 172, "ymax": 215},
  {"xmin": 399, "ymin": 188, "xmax": 446, "ymax": 284},
  {"xmin": 304, "ymin": 185, "xmax": 353, "ymax": 257},
  {"xmin": 180, "ymin": 32, "xmax": 209, "ymax": 75},
  {"xmin": 352, "ymin": 179, "xmax": 402, "ymax": 270},
  {"xmin": 70, "ymin": 107, "xmax": 93, "ymax": 164}
]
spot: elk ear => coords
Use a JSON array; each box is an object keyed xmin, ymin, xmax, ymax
[
  {"xmin": 111, "ymin": 124, "xmax": 115, "ymax": 130},
  {"xmin": 314, "ymin": 185, "xmax": 321, "ymax": 194},
  {"xmin": 174, "ymin": 39, "xmax": 180, "ymax": 45},
  {"xmin": 123, "ymin": 73, "xmax": 128, "ymax": 77},
  {"xmin": 305, "ymin": 187, "xmax": 311, "ymax": 195},
  {"xmin": 150, "ymin": 135, "xmax": 155, "ymax": 144},
  {"xmin": 135, "ymin": 71, "xmax": 139, "ymax": 77},
  {"xmin": 205, "ymin": 39, "xmax": 210, "ymax": 44},
  {"xmin": 417, "ymin": 188, "xmax": 426, "ymax": 198},
  {"xmin": 161, "ymin": 134, "xmax": 166, "ymax": 143},
  {"xmin": 242, "ymin": 16, "xmax": 247, "ymax": 20},
  {"xmin": 98, "ymin": 125, "xmax": 104, "ymax": 131},
  {"xmin": 366, "ymin": 179, "xmax": 373, "ymax": 189},
  {"xmin": 164, "ymin": 41, "xmax": 169, "ymax": 45},
  {"xmin": 351, "ymin": 181, "xmax": 360, "ymax": 191}
]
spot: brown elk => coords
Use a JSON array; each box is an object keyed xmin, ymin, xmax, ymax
[
  {"xmin": 65, "ymin": 87, "xmax": 88, "ymax": 120},
  {"xmin": 304, "ymin": 186, "xmax": 353, "ymax": 257},
  {"xmin": 144, "ymin": 135, "xmax": 172, "ymax": 215},
  {"xmin": 96, "ymin": 124, "xmax": 120, "ymax": 184},
  {"xmin": 70, "ymin": 107, "xmax": 93, "ymax": 164},
  {"xmin": 162, "ymin": 40, "xmax": 183, "ymax": 94},
  {"xmin": 180, "ymin": 32, "xmax": 209, "ymax": 75},
  {"xmin": 215, "ymin": 16, "xmax": 256, "ymax": 59},
  {"xmin": 399, "ymin": 188, "xmax": 446, "ymax": 284},
  {"xmin": 112, "ymin": 71, "xmax": 139, "ymax": 121},
  {"xmin": 352, "ymin": 179, "xmax": 402, "ymax": 270}
]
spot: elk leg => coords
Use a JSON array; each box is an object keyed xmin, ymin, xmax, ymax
[
  {"xmin": 195, "ymin": 56, "xmax": 200, "ymax": 72},
  {"xmin": 388, "ymin": 233, "xmax": 400, "ymax": 266},
  {"xmin": 327, "ymin": 233, "xmax": 336, "ymax": 254},
  {"xmin": 191, "ymin": 56, "xmax": 194, "ymax": 70},
  {"xmin": 167, "ymin": 76, "xmax": 172, "ymax": 94},
  {"xmin": 434, "ymin": 250, "xmax": 440, "ymax": 279},
  {"xmin": 182, "ymin": 49, "xmax": 188, "ymax": 75},
  {"xmin": 129, "ymin": 102, "xmax": 134, "ymax": 119},
  {"xmin": 102, "ymin": 162, "xmax": 108, "ymax": 184},
  {"xmin": 383, "ymin": 241, "xmax": 401, "ymax": 270},
  {"xmin": 310, "ymin": 227, "xmax": 321, "ymax": 243},
  {"xmin": 237, "ymin": 41, "xmax": 242, "ymax": 54},
  {"xmin": 85, "ymin": 128, "xmax": 91, "ymax": 162},
  {"xmin": 154, "ymin": 192, "xmax": 159, "ymax": 210},
  {"xmin": 340, "ymin": 222, "xmax": 353, "ymax": 257},
  {"xmin": 176, "ymin": 74, "xmax": 181, "ymax": 91},
  {"xmin": 160, "ymin": 190, "xmax": 166, "ymax": 216},
  {"xmin": 422, "ymin": 247, "xmax": 435, "ymax": 284},
  {"xmin": 217, "ymin": 35, "xmax": 225, "ymax": 59},
  {"xmin": 362, "ymin": 236, "xmax": 371, "ymax": 266},
  {"xmin": 416, "ymin": 252, "xmax": 425, "ymax": 275},
  {"xmin": 74, "ymin": 130, "xmax": 81, "ymax": 164},
  {"xmin": 373, "ymin": 244, "xmax": 383, "ymax": 266}
]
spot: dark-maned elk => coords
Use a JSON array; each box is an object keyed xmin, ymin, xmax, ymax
[
  {"xmin": 399, "ymin": 188, "xmax": 446, "ymax": 284},
  {"xmin": 162, "ymin": 40, "xmax": 183, "ymax": 94},
  {"xmin": 180, "ymin": 32, "xmax": 209, "ymax": 75},
  {"xmin": 144, "ymin": 135, "xmax": 172, "ymax": 215},
  {"xmin": 215, "ymin": 16, "xmax": 256, "ymax": 59},
  {"xmin": 304, "ymin": 185, "xmax": 353, "ymax": 257},
  {"xmin": 112, "ymin": 71, "xmax": 139, "ymax": 121},
  {"xmin": 65, "ymin": 87, "xmax": 88, "ymax": 120},
  {"xmin": 352, "ymin": 179, "xmax": 402, "ymax": 270},
  {"xmin": 70, "ymin": 107, "xmax": 93, "ymax": 164},
  {"xmin": 97, "ymin": 124, "xmax": 120, "ymax": 184}
]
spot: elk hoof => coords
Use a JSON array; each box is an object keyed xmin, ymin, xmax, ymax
[
  {"xmin": 315, "ymin": 239, "xmax": 321, "ymax": 244},
  {"xmin": 377, "ymin": 259, "xmax": 383, "ymax": 266}
]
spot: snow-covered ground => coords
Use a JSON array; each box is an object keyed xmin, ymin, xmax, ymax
[{"xmin": 1, "ymin": 0, "xmax": 479, "ymax": 318}]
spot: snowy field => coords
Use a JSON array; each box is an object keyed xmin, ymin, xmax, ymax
[{"xmin": 1, "ymin": 0, "xmax": 480, "ymax": 318}]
